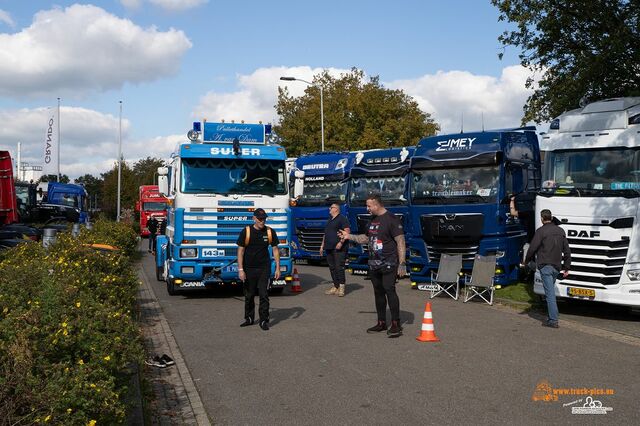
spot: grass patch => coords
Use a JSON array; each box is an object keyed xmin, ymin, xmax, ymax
[{"xmin": 495, "ymin": 282, "xmax": 540, "ymax": 305}]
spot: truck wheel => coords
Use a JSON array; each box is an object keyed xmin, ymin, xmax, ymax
[
  {"xmin": 167, "ymin": 279, "xmax": 178, "ymax": 296},
  {"xmin": 156, "ymin": 266, "xmax": 164, "ymax": 282}
]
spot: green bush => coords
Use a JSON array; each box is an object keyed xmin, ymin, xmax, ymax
[{"xmin": 0, "ymin": 222, "xmax": 142, "ymax": 425}]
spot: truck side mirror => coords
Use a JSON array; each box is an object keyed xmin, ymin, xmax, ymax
[
  {"xmin": 293, "ymin": 170, "xmax": 305, "ymax": 199},
  {"xmin": 157, "ymin": 167, "xmax": 169, "ymax": 196},
  {"xmin": 135, "ymin": 201, "xmax": 140, "ymax": 212}
]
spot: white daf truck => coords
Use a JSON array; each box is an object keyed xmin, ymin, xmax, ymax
[{"xmin": 535, "ymin": 97, "xmax": 640, "ymax": 306}]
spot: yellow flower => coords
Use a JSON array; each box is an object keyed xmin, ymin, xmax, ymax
[
  {"xmin": 78, "ymin": 359, "xmax": 84, "ymax": 365},
  {"xmin": 67, "ymin": 408, "xmax": 72, "ymax": 414},
  {"xmin": 44, "ymin": 415, "xmax": 51, "ymax": 422},
  {"xmin": 62, "ymin": 322, "xmax": 67, "ymax": 328},
  {"xmin": 104, "ymin": 355, "xmax": 111, "ymax": 361},
  {"xmin": 87, "ymin": 421, "xmax": 97, "ymax": 426},
  {"xmin": 2, "ymin": 307, "xmax": 7, "ymax": 314},
  {"xmin": 76, "ymin": 302, "xmax": 81, "ymax": 308},
  {"xmin": 90, "ymin": 383, "xmax": 96, "ymax": 388}
]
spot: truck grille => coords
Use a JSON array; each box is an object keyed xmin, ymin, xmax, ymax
[
  {"xmin": 297, "ymin": 227, "xmax": 323, "ymax": 252},
  {"xmin": 561, "ymin": 238, "xmax": 630, "ymax": 287},
  {"xmin": 420, "ymin": 213, "xmax": 483, "ymax": 244},
  {"xmin": 426, "ymin": 243, "xmax": 479, "ymax": 263}
]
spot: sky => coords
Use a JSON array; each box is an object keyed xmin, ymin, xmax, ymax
[{"xmin": 0, "ymin": 0, "xmax": 537, "ymax": 179}]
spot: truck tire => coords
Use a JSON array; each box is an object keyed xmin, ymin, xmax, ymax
[
  {"xmin": 167, "ymin": 279, "xmax": 178, "ymax": 296},
  {"xmin": 156, "ymin": 266, "xmax": 164, "ymax": 282}
]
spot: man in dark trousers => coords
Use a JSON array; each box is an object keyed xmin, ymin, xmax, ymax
[
  {"xmin": 147, "ymin": 215, "xmax": 159, "ymax": 253},
  {"xmin": 237, "ymin": 208, "xmax": 281, "ymax": 331},
  {"xmin": 339, "ymin": 194, "xmax": 406, "ymax": 338},
  {"xmin": 320, "ymin": 203, "xmax": 350, "ymax": 297},
  {"xmin": 523, "ymin": 209, "xmax": 571, "ymax": 328}
]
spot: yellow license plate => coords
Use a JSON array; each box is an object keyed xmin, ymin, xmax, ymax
[{"xmin": 567, "ymin": 287, "xmax": 596, "ymax": 298}]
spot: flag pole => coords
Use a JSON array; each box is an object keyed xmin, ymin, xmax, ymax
[
  {"xmin": 57, "ymin": 97, "xmax": 61, "ymax": 181},
  {"xmin": 117, "ymin": 100, "xmax": 122, "ymax": 222}
]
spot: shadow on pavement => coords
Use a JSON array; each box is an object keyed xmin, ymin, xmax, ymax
[{"xmin": 270, "ymin": 306, "xmax": 306, "ymax": 326}]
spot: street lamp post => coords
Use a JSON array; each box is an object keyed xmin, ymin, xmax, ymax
[
  {"xmin": 116, "ymin": 100, "xmax": 122, "ymax": 222},
  {"xmin": 279, "ymin": 76, "xmax": 324, "ymax": 152}
]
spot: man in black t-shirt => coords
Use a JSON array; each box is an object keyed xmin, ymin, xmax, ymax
[
  {"xmin": 236, "ymin": 208, "xmax": 281, "ymax": 331},
  {"xmin": 147, "ymin": 215, "xmax": 159, "ymax": 253},
  {"xmin": 339, "ymin": 194, "xmax": 406, "ymax": 338},
  {"xmin": 320, "ymin": 203, "xmax": 350, "ymax": 297}
]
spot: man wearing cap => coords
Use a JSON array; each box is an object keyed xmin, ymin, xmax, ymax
[{"xmin": 236, "ymin": 208, "xmax": 281, "ymax": 331}]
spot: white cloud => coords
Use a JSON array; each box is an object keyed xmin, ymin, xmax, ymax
[
  {"xmin": 149, "ymin": 0, "xmax": 209, "ymax": 11},
  {"xmin": 193, "ymin": 66, "xmax": 351, "ymax": 124},
  {"xmin": 0, "ymin": 9, "xmax": 15, "ymax": 27},
  {"xmin": 0, "ymin": 4, "xmax": 192, "ymax": 98},
  {"xmin": 387, "ymin": 65, "xmax": 535, "ymax": 133},
  {"xmin": 121, "ymin": 0, "xmax": 207, "ymax": 11},
  {"xmin": 0, "ymin": 106, "xmax": 179, "ymax": 179}
]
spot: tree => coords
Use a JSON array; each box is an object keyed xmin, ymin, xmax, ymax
[
  {"xmin": 40, "ymin": 174, "xmax": 70, "ymax": 183},
  {"xmin": 133, "ymin": 157, "xmax": 166, "ymax": 186},
  {"xmin": 275, "ymin": 68, "xmax": 439, "ymax": 156},
  {"xmin": 493, "ymin": 0, "xmax": 640, "ymax": 123},
  {"xmin": 101, "ymin": 162, "xmax": 138, "ymax": 219}
]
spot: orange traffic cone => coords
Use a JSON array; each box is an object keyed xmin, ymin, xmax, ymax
[
  {"xmin": 416, "ymin": 302, "xmax": 440, "ymax": 342},
  {"xmin": 290, "ymin": 268, "xmax": 302, "ymax": 293}
]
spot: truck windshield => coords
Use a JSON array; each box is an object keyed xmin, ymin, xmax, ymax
[
  {"xmin": 297, "ymin": 180, "xmax": 347, "ymax": 206},
  {"xmin": 411, "ymin": 166, "xmax": 500, "ymax": 205},
  {"xmin": 350, "ymin": 176, "xmax": 408, "ymax": 206},
  {"xmin": 143, "ymin": 202, "xmax": 168, "ymax": 211},
  {"xmin": 542, "ymin": 148, "xmax": 640, "ymax": 197},
  {"xmin": 181, "ymin": 158, "xmax": 287, "ymax": 196},
  {"xmin": 59, "ymin": 194, "xmax": 79, "ymax": 208}
]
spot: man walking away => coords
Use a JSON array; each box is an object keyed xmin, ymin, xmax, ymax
[
  {"xmin": 320, "ymin": 203, "xmax": 350, "ymax": 297},
  {"xmin": 237, "ymin": 208, "xmax": 281, "ymax": 331},
  {"xmin": 339, "ymin": 194, "xmax": 406, "ymax": 338},
  {"xmin": 523, "ymin": 209, "xmax": 571, "ymax": 328}
]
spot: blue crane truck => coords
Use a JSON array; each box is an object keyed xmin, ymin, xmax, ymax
[
  {"xmin": 347, "ymin": 147, "xmax": 414, "ymax": 276},
  {"xmin": 408, "ymin": 128, "xmax": 541, "ymax": 288},
  {"xmin": 289, "ymin": 152, "xmax": 355, "ymax": 263},
  {"xmin": 155, "ymin": 121, "xmax": 293, "ymax": 295}
]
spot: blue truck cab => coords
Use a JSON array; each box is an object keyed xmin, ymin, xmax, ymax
[
  {"xmin": 155, "ymin": 122, "xmax": 293, "ymax": 295},
  {"xmin": 47, "ymin": 182, "xmax": 89, "ymax": 224},
  {"xmin": 347, "ymin": 147, "xmax": 414, "ymax": 275},
  {"xmin": 408, "ymin": 128, "xmax": 541, "ymax": 287},
  {"xmin": 290, "ymin": 152, "xmax": 355, "ymax": 262}
]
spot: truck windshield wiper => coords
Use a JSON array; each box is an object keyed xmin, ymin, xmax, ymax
[{"xmin": 458, "ymin": 194, "xmax": 488, "ymax": 203}]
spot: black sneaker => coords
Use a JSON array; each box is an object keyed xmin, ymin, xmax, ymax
[
  {"xmin": 259, "ymin": 321, "xmax": 269, "ymax": 331},
  {"xmin": 366, "ymin": 321, "xmax": 387, "ymax": 333},
  {"xmin": 145, "ymin": 356, "xmax": 167, "ymax": 368},
  {"xmin": 240, "ymin": 318, "xmax": 254, "ymax": 327},
  {"xmin": 387, "ymin": 321, "xmax": 403, "ymax": 338},
  {"xmin": 542, "ymin": 320, "xmax": 559, "ymax": 329},
  {"xmin": 160, "ymin": 354, "xmax": 175, "ymax": 366}
]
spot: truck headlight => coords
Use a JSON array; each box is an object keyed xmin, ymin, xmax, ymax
[
  {"xmin": 627, "ymin": 269, "xmax": 640, "ymax": 281},
  {"xmin": 180, "ymin": 248, "xmax": 197, "ymax": 258},
  {"xmin": 278, "ymin": 247, "xmax": 290, "ymax": 258}
]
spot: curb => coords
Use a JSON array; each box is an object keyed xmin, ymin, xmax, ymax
[{"xmin": 138, "ymin": 265, "xmax": 211, "ymax": 425}]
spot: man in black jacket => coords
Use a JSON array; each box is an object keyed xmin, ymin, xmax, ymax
[
  {"xmin": 147, "ymin": 215, "xmax": 159, "ymax": 253},
  {"xmin": 523, "ymin": 209, "xmax": 571, "ymax": 328}
]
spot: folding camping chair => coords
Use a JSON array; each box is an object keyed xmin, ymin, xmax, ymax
[
  {"xmin": 463, "ymin": 254, "xmax": 497, "ymax": 305},
  {"xmin": 430, "ymin": 253, "xmax": 463, "ymax": 300}
]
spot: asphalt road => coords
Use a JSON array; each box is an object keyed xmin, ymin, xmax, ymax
[{"xmin": 141, "ymin": 253, "xmax": 640, "ymax": 425}]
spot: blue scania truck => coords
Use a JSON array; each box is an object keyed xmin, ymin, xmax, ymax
[
  {"xmin": 347, "ymin": 147, "xmax": 414, "ymax": 275},
  {"xmin": 155, "ymin": 122, "xmax": 293, "ymax": 295},
  {"xmin": 289, "ymin": 152, "xmax": 355, "ymax": 262},
  {"xmin": 408, "ymin": 128, "xmax": 541, "ymax": 287}
]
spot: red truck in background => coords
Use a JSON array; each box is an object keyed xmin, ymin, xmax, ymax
[
  {"xmin": 135, "ymin": 185, "xmax": 169, "ymax": 237},
  {"xmin": 0, "ymin": 151, "xmax": 19, "ymax": 226}
]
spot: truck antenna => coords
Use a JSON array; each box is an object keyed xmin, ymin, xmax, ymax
[
  {"xmin": 460, "ymin": 113, "xmax": 464, "ymax": 133},
  {"xmin": 481, "ymin": 112, "xmax": 485, "ymax": 132}
]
